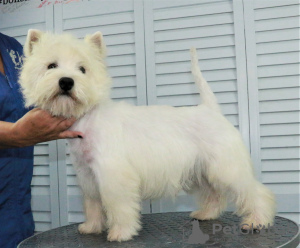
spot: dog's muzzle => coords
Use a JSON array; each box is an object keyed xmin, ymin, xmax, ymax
[{"xmin": 59, "ymin": 77, "xmax": 74, "ymax": 92}]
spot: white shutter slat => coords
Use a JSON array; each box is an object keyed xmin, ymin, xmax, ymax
[
  {"xmin": 156, "ymin": 46, "xmax": 236, "ymax": 63},
  {"xmin": 69, "ymin": 23, "xmax": 134, "ymax": 37},
  {"xmin": 63, "ymin": 12, "xmax": 134, "ymax": 30},
  {"xmin": 157, "ymin": 91, "xmax": 238, "ymax": 106},
  {"xmin": 261, "ymin": 135, "xmax": 299, "ymax": 148},
  {"xmin": 260, "ymin": 111, "xmax": 299, "ymax": 125},
  {"xmin": 105, "ymin": 33, "xmax": 135, "ymax": 46},
  {"xmin": 255, "ymin": 4, "xmax": 300, "ymax": 20},
  {"xmin": 259, "ymin": 87, "xmax": 300, "ymax": 101},
  {"xmin": 260, "ymin": 99, "xmax": 300, "ymax": 113},
  {"xmin": 257, "ymin": 63, "xmax": 299, "ymax": 78},
  {"xmin": 32, "ymin": 165, "xmax": 50, "ymax": 176},
  {"xmin": 156, "ymin": 69, "xmax": 237, "ymax": 86},
  {"xmin": 108, "ymin": 65, "xmax": 136, "ymax": 78},
  {"xmin": 107, "ymin": 54, "xmax": 135, "ymax": 67},
  {"xmin": 108, "ymin": 44, "xmax": 135, "ymax": 56},
  {"xmin": 153, "ymin": 0, "xmax": 226, "ymax": 9},
  {"xmin": 111, "ymin": 86, "xmax": 137, "ymax": 99},
  {"xmin": 113, "ymin": 77, "xmax": 136, "ymax": 88},
  {"xmin": 258, "ymin": 75, "xmax": 300, "ymax": 89},
  {"xmin": 33, "ymin": 144, "xmax": 49, "ymax": 155},
  {"xmin": 62, "ymin": 1, "xmax": 133, "ymax": 19},
  {"xmin": 256, "ymin": 16, "xmax": 300, "ymax": 32},
  {"xmin": 261, "ymin": 123, "xmax": 299, "ymax": 136},
  {"xmin": 155, "ymin": 24, "xmax": 234, "ymax": 42},
  {"xmin": 157, "ymin": 80, "xmax": 237, "ymax": 95},
  {"xmin": 263, "ymin": 160, "xmax": 300, "ymax": 172},
  {"xmin": 257, "ymin": 40, "xmax": 300, "ymax": 55},
  {"xmin": 0, "ymin": 9, "xmax": 45, "ymax": 28},
  {"xmin": 156, "ymin": 35, "xmax": 235, "ymax": 53},
  {"xmin": 256, "ymin": 28, "xmax": 300, "ymax": 43},
  {"xmin": 0, "ymin": 23, "xmax": 46, "ymax": 38},
  {"xmin": 262, "ymin": 171, "xmax": 300, "ymax": 183},
  {"xmin": 153, "ymin": 1, "xmax": 232, "ymax": 20},
  {"xmin": 254, "ymin": 0, "xmax": 299, "ymax": 9},
  {"xmin": 257, "ymin": 52, "xmax": 300, "ymax": 66},
  {"xmin": 154, "ymin": 12, "xmax": 233, "ymax": 31},
  {"xmin": 156, "ymin": 58, "xmax": 235, "ymax": 75},
  {"xmin": 33, "ymin": 155, "xmax": 50, "ymax": 166}
]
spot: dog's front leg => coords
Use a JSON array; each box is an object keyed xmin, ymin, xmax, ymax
[
  {"xmin": 78, "ymin": 197, "xmax": 105, "ymax": 234},
  {"xmin": 94, "ymin": 161, "xmax": 142, "ymax": 242}
]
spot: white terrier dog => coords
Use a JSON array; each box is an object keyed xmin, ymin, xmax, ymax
[{"xmin": 20, "ymin": 30, "xmax": 275, "ymax": 242}]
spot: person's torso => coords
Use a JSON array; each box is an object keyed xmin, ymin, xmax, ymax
[{"xmin": 0, "ymin": 32, "xmax": 34, "ymax": 248}]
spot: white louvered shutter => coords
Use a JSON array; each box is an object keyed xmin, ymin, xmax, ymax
[
  {"xmin": 31, "ymin": 142, "xmax": 60, "ymax": 231},
  {"xmin": 0, "ymin": 7, "xmax": 60, "ymax": 231},
  {"xmin": 144, "ymin": 0, "xmax": 250, "ymax": 213},
  {"xmin": 244, "ymin": 0, "xmax": 300, "ymax": 224},
  {"xmin": 1, "ymin": 0, "xmax": 298, "ymax": 228},
  {"xmin": 53, "ymin": 0, "xmax": 149, "ymax": 225}
]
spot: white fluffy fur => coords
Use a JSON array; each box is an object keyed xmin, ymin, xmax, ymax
[{"xmin": 20, "ymin": 30, "xmax": 276, "ymax": 242}]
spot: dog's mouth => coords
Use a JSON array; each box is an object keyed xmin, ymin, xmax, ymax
[
  {"xmin": 51, "ymin": 90, "xmax": 79, "ymax": 102},
  {"xmin": 61, "ymin": 91, "xmax": 71, "ymax": 97}
]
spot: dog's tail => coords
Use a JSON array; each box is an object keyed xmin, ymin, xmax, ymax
[{"xmin": 190, "ymin": 47, "xmax": 221, "ymax": 113}]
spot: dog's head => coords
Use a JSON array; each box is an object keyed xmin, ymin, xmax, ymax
[{"xmin": 19, "ymin": 29, "xmax": 111, "ymax": 118}]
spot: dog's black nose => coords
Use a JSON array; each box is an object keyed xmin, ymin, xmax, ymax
[{"xmin": 59, "ymin": 77, "xmax": 74, "ymax": 91}]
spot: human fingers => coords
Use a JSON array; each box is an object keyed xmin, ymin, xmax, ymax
[
  {"xmin": 55, "ymin": 117, "xmax": 77, "ymax": 130},
  {"xmin": 58, "ymin": 130, "xmax": 84, "ymax": 139}
]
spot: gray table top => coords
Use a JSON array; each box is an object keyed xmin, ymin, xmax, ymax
[{"xmin": 18, "ymin": 212, "xmax": 300, "ymax": 248}]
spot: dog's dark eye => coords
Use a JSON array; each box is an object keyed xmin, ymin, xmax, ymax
[
  {"xmin": 48, "ymin": 63, "xmax": 57, "ymax": 69},
  {"xmin": 79, "ymin": 66, "xmax": 86, "ymax": 74}
]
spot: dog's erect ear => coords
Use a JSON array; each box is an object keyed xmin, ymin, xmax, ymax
[
  {"xmin": 84, "ymin": 31, "xmax": 106, "ymax": 58},
  {"xmin": 24, "ymin": 29, "xmax": 44, "ymax": 57}
]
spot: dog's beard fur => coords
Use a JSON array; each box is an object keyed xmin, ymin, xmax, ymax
[
  {"xmin": 19, "ymin": 30, "xmax": 276, "ymax": 242},
  {"xmin": 29, "ymin": 74, "xmax": 98, "ymax": 118}
]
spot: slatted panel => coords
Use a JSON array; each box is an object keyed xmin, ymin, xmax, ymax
[
  {"xmin": 55, "ymin": 0, "xmax": 148, "ymax": 226},
  {"xmin": 247, "ymin": 0, "xmax": 300, "ymax": 224},
  {"xmin": 31, "ymin": 141, "xmax": 59, "ymax": 232},
  {"xmin": 32, "ymin": 143, "xmax": 51, "ymax": 232},
  {"xmin": 145, "ymin": 0, "xmax": 240, "ymax": 128},
  {"xmin": 146, "ymin": 0, "xmax": 249, "ymax": 213},
  {"xmin": 0, "ymin": 7, "xmax": 58, "ymax": 232},
  {"xmin": 256, "ymin": 1, "xmax": 300, "ymax": 213},
  {"xmin": 0, "ymin": 7, "xmax": 53, "ymax": 44},
  {"xmin": 65, "ymin": 142, "xmax": 85, "ymax": 224},
  {"xmin": 57, "ymin": 0, "xmax": 146, "ymax": 106}
]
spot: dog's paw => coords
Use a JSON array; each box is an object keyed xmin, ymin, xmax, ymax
[
  {"xmin": 241, "ymin": 214, "xmax": 274, "ymax": 230},
  {"xmin": 78, "ymin": 221, "xmax": 103, "ymax": 234},
  {"xmin": 190, "ymin": 210, "xmax": 220, "ymax": 220},
  {"xmin": 107, "ymin": 226, "xmax": 138, "ymax": 242}
]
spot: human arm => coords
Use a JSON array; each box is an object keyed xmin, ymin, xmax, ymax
[{"xmin": 0, "ymin": 108, "xmax": 83, "ymax": 149}]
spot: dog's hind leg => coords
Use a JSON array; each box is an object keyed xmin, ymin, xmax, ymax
[
  {"xmin": 78, "ymin": 197, "xmax": 105, "ymax": 234},
  {"xmin": 190, "ymin": 176, "xmax": 227, "ymax": 220},
  {"xmin": 203, "ymin": 156, "xmax": 276, "ymax": 229},
  {"xmin": 233, "ymin": 180, "xmax": 276, "ymax": 229}
]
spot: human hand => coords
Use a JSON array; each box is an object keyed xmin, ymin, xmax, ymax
[{"xmin": 10, "ymin": 108, "xmax": 83, "ymax": 147}]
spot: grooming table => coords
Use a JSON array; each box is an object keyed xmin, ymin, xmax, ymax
[{"xmin": 18, "ymin": 212, "xmax": 300, "ymax": 248}]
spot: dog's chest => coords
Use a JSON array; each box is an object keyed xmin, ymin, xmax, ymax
[
  {"xmin": 81, "ymin": 140, "xmax": 94, "ymax": 163},
  {"xmin": 69, "ymin": 131, "xmax": 96, "ymax": 165},
  {"xmin": 69, "ymin": 113, "xmax": 102, "ymax": 164},
  {"xmin": 68, "ymin": 135, "xmax": 100, "ymax": 198}
]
